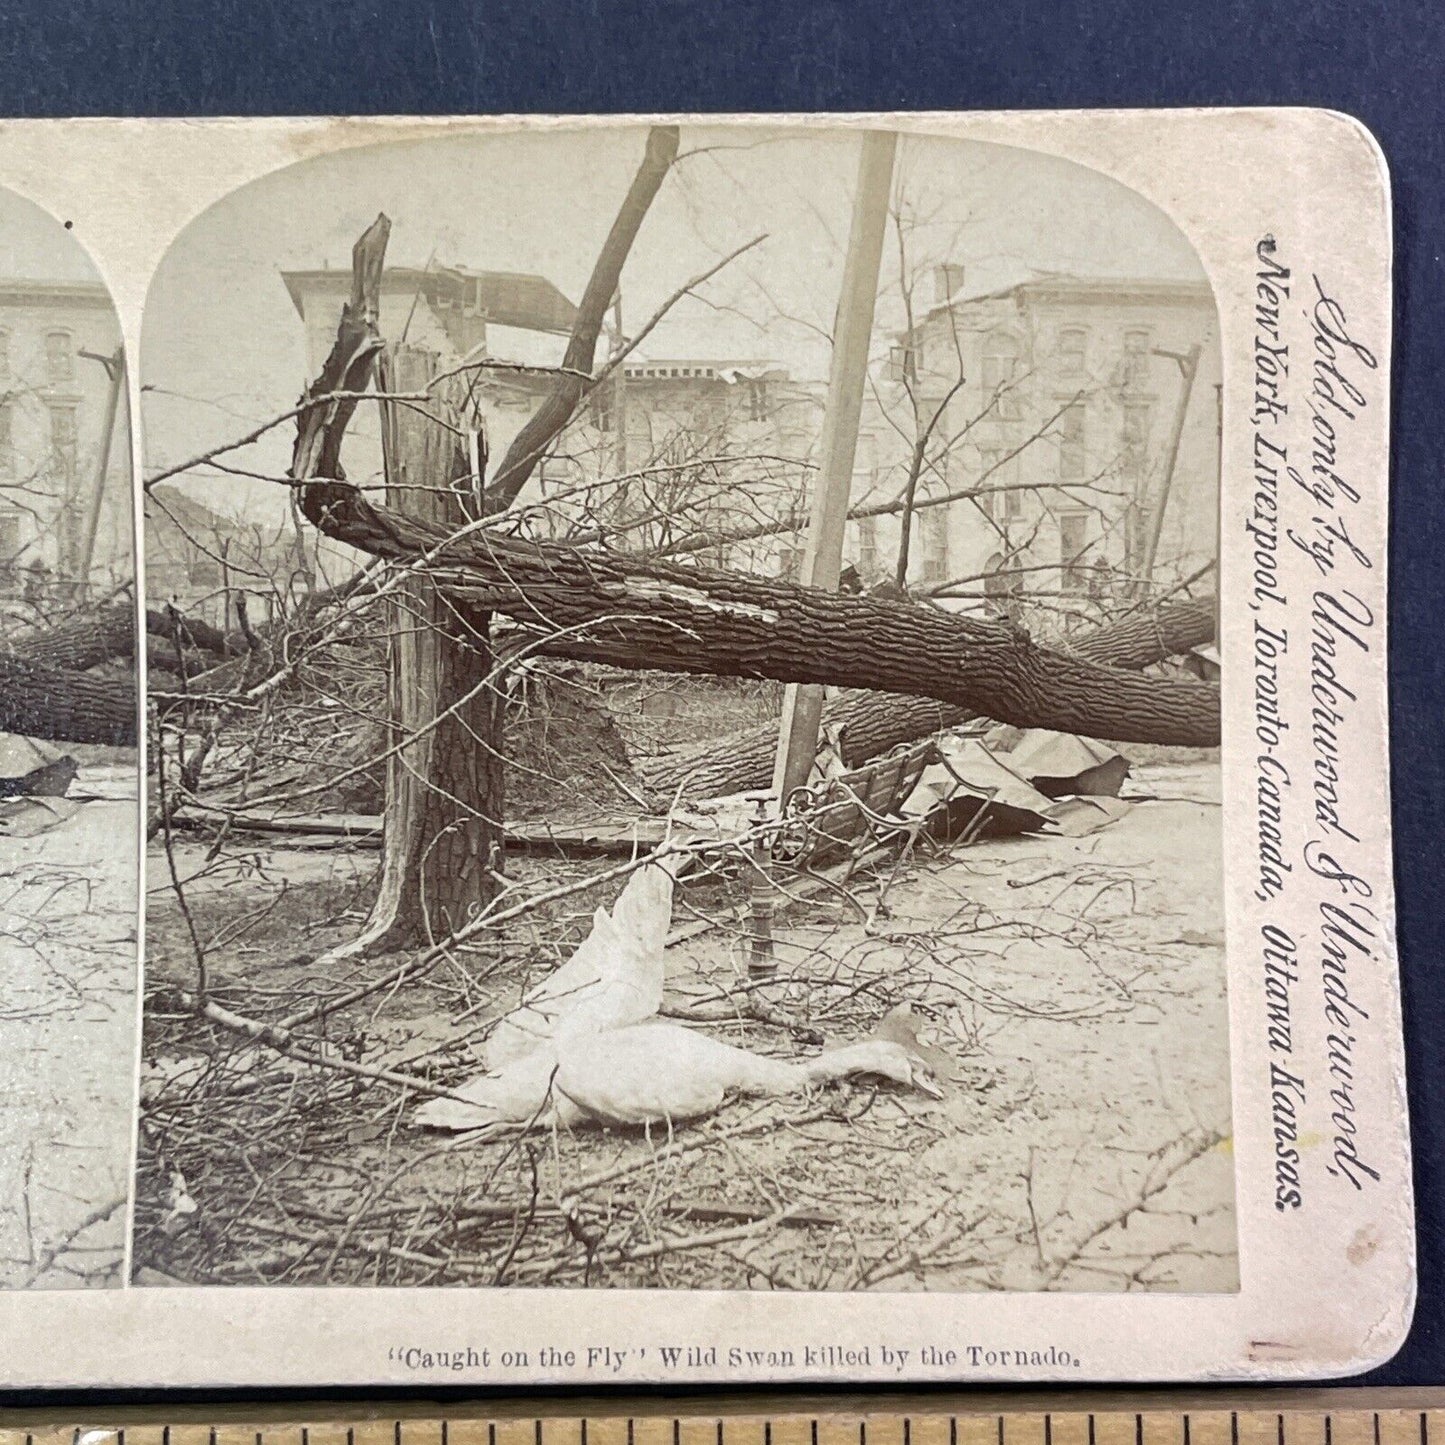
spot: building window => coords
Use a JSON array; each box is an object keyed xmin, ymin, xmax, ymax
[
  {"xmin": 981, "ymin": 447, "xmax": 1022, "ymax": 520},
  {"xmin": 1059, "ymin": 327, "xmax": 1087, "ymax": 376},
  {"xmin": 1121, "ymin": 401, "xmax": 1152, "ymax": 481},
  {"xmin": 982, "ymin": 332, "xmax": 1022, "ymax": 419},
  {"xmin": 591, "ymin": 387, "xmax": 614, "ymax": 432},
  {"xmin": 853, "ymin": 431, "xmax": 879, "ymax": 487},
  {"xmin": 694, "ymin": 391, "xmax": 726, "ymax": 431},
  {"xmin": 1058, "ymin": 401, "xmax": 1086, "ymax": 483},
  {"xmin": 889, "ymin": 344, "xmax": 918, "ymax": 386},
  {"xmin": 48, "ymin": 403, "xmax": 78, "ymax": 486},
  {"xmin": 45, "ymin": 330, "xmax": 75, "ymax": 384},
  {"xmin": 0, "ymin": 509, "xmax": 23, "ymax": 564},
  {"xmin": 984, "ymin": 550, "xmax": 1024, "ymax": 620},
  {"xmin": 934, "ymin": 262, "xmax": 967, "ymax": 303},
  {"xmin": 0, "ymin": 402, "xmax": 11, "ymax": 474},
  {"xmin": 856, "ymin": 515, "xmax": 879, "ymax": 579},
  {"xmin": 1126, "ymin": 502, "xmax": 1152, "ymax": 576},
  {"xmin": 1121, "ymin": 328, "xmax": 1151, "ymax": 391},
  {"xmin": 746, "ymin": 379, "xmax": 770, "ymax": 422},
  {"xmin": 1059, "ymin": 511, "xmax": 1092, "ymax": 594},
  {"xmin": 919, "ymin": 507, "xmax": 949, "ymax": 583}
]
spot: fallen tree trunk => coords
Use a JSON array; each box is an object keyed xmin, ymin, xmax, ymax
[
  {"xmin": 0, "ymin": 606, "xmax": 139, "ymax": 745},
  {"xmin": 641, "ymin": 596, "xmax": 1218, "ymax": 800},
  {"xmin": 6, "ymin": 603, "xmax": 137, "ymax": 673},
  {"xmin": 144, "ymin": 607, "xmax": 237, "ymax": 658},
  {"xmin": 300, "ymin": 473, "xmax": 1220, "ymax": 749},
  {"xmin": 145, "ymin": 570, "xmax": 377, "ymax": 662},
  {"xmin": 0, "ymin": 654, "xmax": 136, "ymax": 746},
  {"xmin": 5, "ymin": 602, "xmax": 242, "ymax": 675}
]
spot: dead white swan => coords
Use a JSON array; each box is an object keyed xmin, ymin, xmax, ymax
[
  {"xmin": 415, "ymin": 854, "xmax": 940, "ymax": 1133},
  {"xmin": 417, "ymin": 1022, "xmax": 941, "ymax": 1132}
]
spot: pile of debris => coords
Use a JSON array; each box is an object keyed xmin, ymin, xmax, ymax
[{"xmin": 901, "ymin": 728, "xmax": 1133, "ymax": 844}]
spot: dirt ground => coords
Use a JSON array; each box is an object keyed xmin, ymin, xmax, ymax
[
  {"xmin": 136, "ymin": 755, "xmax": 1235, "ymax": 1292},
  {"xmin": 0, "ymin": 761, "xmax": 138, "ymax": 1288}
]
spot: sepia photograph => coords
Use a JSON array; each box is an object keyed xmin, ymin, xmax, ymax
[
  {"xmin": 0, "ymin": 188, "xmax": 137, "ymax": 1288},
  {"xmin": 133, "ymin": 122, "xmax": 1233, "ymax": 1292}
]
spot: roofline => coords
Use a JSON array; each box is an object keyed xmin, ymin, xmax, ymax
[
  {"xmin": 280, "ymin": 265, "xmax": 577, "ymax": 335},
  {"xmin": 148, "ymin": 480, "xmax": 249, "ymax": 533},
  {"xmin": 281, "ymin": 266, "xmax": 446, "ymax": 316},
  {"xmin": 916, "ymin": 274, "xmax": 1214, "ymax": 328},
  {"xmin": 622, "ymin": 359, "xmax": 788, "ymax": 375},
  {"xmin": 0, "ymin": 280, "xmax": 115, "ymax": 310}
]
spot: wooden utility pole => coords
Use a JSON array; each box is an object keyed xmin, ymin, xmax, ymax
[
  {"xmin": 610, "ymin": 292, "xmax": 628, "ymax": 475},
  {"xmin": 1138, "ymin": 343, "xmax": 1202, "ymax": 596},
  {"xmin": 76, "ymin": 345, "xmax": 125, "ymax": 591},
  {"xmin": 772, "ymin": 129, "xmax": 897, "ymax": 802}
]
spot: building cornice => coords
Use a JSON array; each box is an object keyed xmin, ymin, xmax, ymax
[
  {"xmin": 910, "ymin": 276, "xmax": 1215, "ymax": 338},
  {"xmin": 0, "ymin": 281, "xmax": 115, "ymax": 311}
]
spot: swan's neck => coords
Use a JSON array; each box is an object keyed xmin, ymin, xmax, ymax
[{"xmin": 800, "ymin": 1041, "xmax": 899, "ymax": 1086}]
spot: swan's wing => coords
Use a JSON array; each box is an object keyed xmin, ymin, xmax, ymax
[
  {"xmin": 483, "ymin": 907, "xmax": 621, "ymax": 1069},
  {"xmin": 572, "ymin": 860, "xmax": 675, "ymax": 1030},
  {"xmin": 537, "ymin": 906, "xmax": 624, "ymax": 1001},
  {"xmin": 611, "ymin": 858, "xmax": 675, "ymax": 970},
  {"xmin": 485, "ymin": 860, "xmax": 677, "ymax": 1068},
  {"xmin": 522, "ymin": 862, "xmax": 675, "ymax": 1051}
]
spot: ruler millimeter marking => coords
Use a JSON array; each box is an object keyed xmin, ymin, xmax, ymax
[{"xmin": 5, "ymin": 1403, "xmax": 1445, "ymax": 1445}]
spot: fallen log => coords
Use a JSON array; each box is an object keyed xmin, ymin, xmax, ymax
[
  {"xmin": 0, "ymin": 653, "xmax": 136, "ymax": 746},
  {"xmin": 6, "ymin": 602, "xmax": 137, "ymax": 673},
  {"xmin": 144, "ymin": 574, "xmax": 374, "ymax": 660},
  {"xmin": 0, "ymin": 604, "xmax": 142, "ymax": 745},
  {"xmin": 144, "ymin": 607, "xmax": 237, "ymax": 658},
  {"xmin": 299, "ymin": 472, "xmax": 1222, "ymax": 750},
  {"xmin": 170, "ymin": 808, "xmax": 671, "ymax": 857},
  {"xmin": 640, "ymin": 595, "xmax": 1218, "ymax": 801},
  {"xmin": 4, "ymin": 602, "xmax": 241, "ymax": 675}
]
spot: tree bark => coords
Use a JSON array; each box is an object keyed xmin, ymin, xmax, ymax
[
  {"xmin": 299, "ymin": 474, "xmax": 1221, "ymax": 749},
  {"xmin": 7, "ymin": 601, "xmax": 273, "ymax": 676},
  {"xmin": 351, "ymin": 345, "xmax": 506, "ymax": 953},
  {"xmin": 6, "ymin": 603, "xmax": 137, "ymax": 673},
  {"xmin": 640, "ymin": 595, "xmax": 1218, "ymax": 801},
  {"xmin": 143, "ymin": 607, "xmax": 240, "ymax": 658},
  {"xmin": 0, "ymin": 654, "xmax": 136, "ymax": 746},
  {"xmin": 146, "ymin": 571, "xmax": 378, "ymax": 662}
]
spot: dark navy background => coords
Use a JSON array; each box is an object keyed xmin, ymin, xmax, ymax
[{"xmin": 0, "ymin": 0, "xmax": 1440, "ymax": 1393}]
